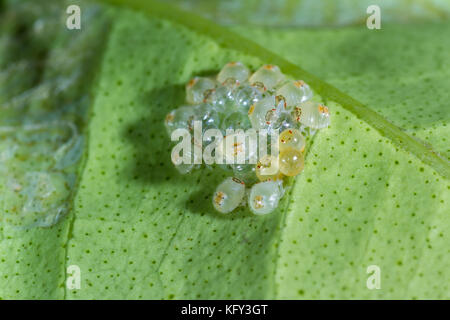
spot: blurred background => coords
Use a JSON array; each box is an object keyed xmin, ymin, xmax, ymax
[{"xmin": 166, "ymin": 0, "xmax": 450, "ymax": 27}]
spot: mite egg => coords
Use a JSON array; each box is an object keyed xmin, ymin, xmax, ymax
[
  {"xmin": 166, "ymin": 62, "xmax": 330, "ymax": 216},
  {"xmin": 276, "ymin": 80, "xmax": 312, "ymax": 108},
  {"xmin": 279, "ymin": 128, "xmax": 305, "ymax": 152},
  {"xmin": 248, "ymin": 180, "xmax": 283, "ymax": 215},
  {"xmin": 212, "ymin": 177, "xmax": 246, "ymax": 213},
  {"xmin": 217, "ymin": 61, "xmax": 250, "ymax": 85},
  {"xmin": 186, "ymin": 77, "xmax": 217, "ymax": 104},
  {"xmin": 249, "ymin": 64, "xmax": 285, "ymax": 91},
  {"xmin": 255, "ymin": 154, "xmax": 283, "ymax": 182},
  {"xmin": 279, "ymin": 147, "xmax": 305, "ymax": 176},
  {"xmin": 296, "ymin": 101, "xmax": 330, "ymax": 129},
  {"xmin": 248, "ymin": 95, "xmax": 279, "ymax": 129}
]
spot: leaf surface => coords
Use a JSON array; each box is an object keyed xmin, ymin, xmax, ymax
[{"xmin": 0, "ymin": 0, "xmax": 448, "ymax": 299}]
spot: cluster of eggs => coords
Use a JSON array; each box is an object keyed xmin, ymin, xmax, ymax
[{"xmin": 165, "ymin": 62, "xmax": 330, "ymax": 215}]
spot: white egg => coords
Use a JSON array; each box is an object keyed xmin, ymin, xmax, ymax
[
  {"xmin": 248, "ymin": 180, "xmax": 284, "ymax": 215},
  {"xmin": 276, "ymin": 80, "xmax": 312, "ymax": 108},
  {"xmin": 249, "ymin": 64, "xmax": 285, "ymax": 91},
  {"xmin": 217, "ymin": 61, "xmax": 250, "ymax": 84},
  {"xmin": 213, "ymin": 177, "xmax": 246, "ymax": 213},
  {"xmin": 186, "ymin": 77, "xmax": 217, "ymax": 104},
  {"xmin": 296, "ymin": 101, "xmax": 330, "ymax": 129}
]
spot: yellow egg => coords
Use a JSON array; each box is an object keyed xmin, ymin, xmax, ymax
[
  {"xmin": 255, "ymin": 154, "xmax": 283, "ymax": 182},
  {"xmin": 279, "ymin": 128, "xmax": 305, "ymax": 152},
  {"xmin": 279, "ymin": 148, "xmax": 304, "ymax": 176}
]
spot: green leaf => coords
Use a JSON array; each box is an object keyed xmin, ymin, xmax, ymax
[
  {"xmin": 66, "ymin": 4, "xmax": 450, "ymax": 299},
  {"xmin": 164, "ymin": 0, "xmax": 450, "ymax": 27},
  {"xmin": 104, "ymin": 0, "xmax": 449, "ymax": 179},
  {"xmin": 236, "ymin": 22, "xmax": 450, "ymax": 161},
  {"xmin": 0, "ymin": 0, "xmax": 448, "ymax": 299}
]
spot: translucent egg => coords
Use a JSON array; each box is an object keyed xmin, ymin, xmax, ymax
[
  {"xmin": 217, "ymin": 132, "xmax": 256, "ymax": 164},
  {"xmin": 171, "ymin": 137, "xmax": 201, "ymax": 174},
  {"xmin": 248, "ymin": 180, "xmax": 283, "ymax": 215},
  {"xmin": 248, "ymin": 96, "xmax": 278, "ymax": 129},
  {"xmin": 186, "ymin": 77, "xmax": 217, "ymax": 104},
  {"xmin": 203, "ymin": 85, "xmax": 235, "ymax": 111},
  {"xmin": 221, "ymin": 111, "xmax": 252, "ymax": 131},
  {"xmin": 217, "ymin": 62, "xmax": 250, "ymax": 84},
  {"xmin": 296, "ymin": 101, "xmax": 330, "ymax": 129},
  {"xmin": 251, "ymin": 81, "xmax": 267, "ymax": 93},
  {"xmin": 175, "ymin": 163, "xmax": 194, "ymax": 175},
  {"xmin": 279, "ymin": 128, "xmax": 305, "ymax": 152},
  {"xmin": 279, "ymin": 147, "xmax": 304, "ymax": 176},
  {"xmin": 164, "ymin": 105, "xmax": 198, "ymax": 135},
  {"xmin": 212, "ymin": 177, "xmax": 246, "ymax": 213},
  {"xmin": 275, "ymin": 94, "xmax": 287, "ymax": 111},
  {"xmin": 234, "ymin": 84, "xmax": 263, "ymax": 113},
  {"xmin": 276, "ymin": 80, "xmax": 312, "ymax": 108},
  {"xmin": 292, "ymin": 106, "xmax": 302, "ymax": 123},
  {"xmin": 255, "ymin": 154, "xmax": 283, "ymax": 182},
  {"xmin": 232, "ymin": 163, "xmax": 258, "ymax": 184},
  {"xmin": 222, "ymin": 77, "xmax": 241, "ymax": 91},
  {"xmin": 270, "ymin": 111, "xmax": 297, "ymax": 132},
  {"xmin": 276, "ymin": 180, "xmax": 286, "ymax": 198},
  {"xmin": 249, "ymin": 64, "xmax": 285, "ymax": 91},
  {"xmin": 194, "ymin": 104, "xmax": 220, "ymax": 131}
]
